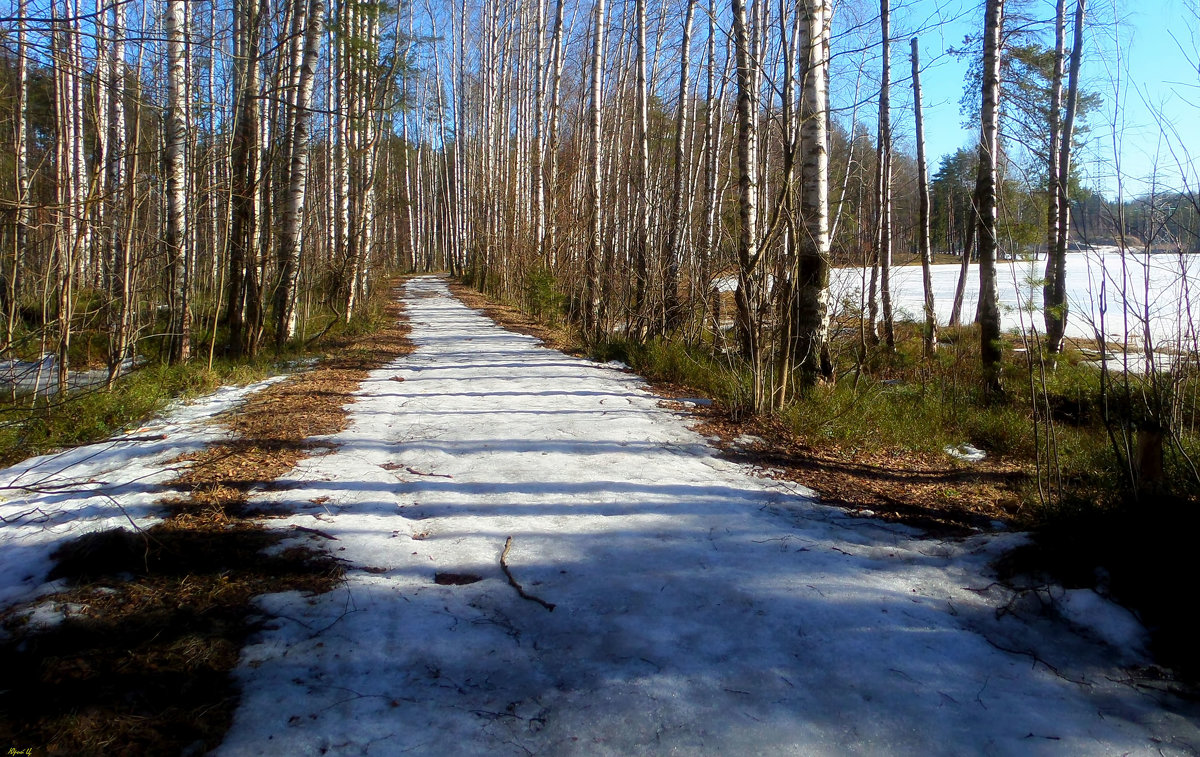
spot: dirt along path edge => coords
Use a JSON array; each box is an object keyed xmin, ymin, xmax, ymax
[{"xmin": 0, "ymin": 282, "xmax": 415, "ymax": 754}]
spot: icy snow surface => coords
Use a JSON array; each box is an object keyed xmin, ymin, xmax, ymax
[
  {"xmin": 219, "ymin": 277, "xmax": 1199, "ymax": 756},
  {"xmin": 0, "ymin": 377, "xmax": 286, "ymax": 609}
]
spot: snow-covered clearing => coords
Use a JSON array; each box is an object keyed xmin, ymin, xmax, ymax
[
  {"xmin": 828, "ymin": 249, "xmax": 1200, "ymax": 349},
  {"xmin": 208, "ymin": 277, "xmax": 1197, "ymax": 755}
]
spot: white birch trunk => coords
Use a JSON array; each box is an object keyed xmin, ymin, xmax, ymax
[
  {"xmin": 911, "ymin": 38, "xmax": 937, "ymax": 355},
  {"xmin": 978, "ymin": 0, "xmax": 1005, "ymax": 392},
  {"xmin": 585, "ymin": 0, "xmax": 605, "ymax": 338},
  {"xmin": 274, "ymin": 0, "xmax": 322, "ymax": 344},
  {"xmin": 793, "ymin": 0, "xmax": 834, "ymax": 386},
  {"xmin": 7, "ymin": 0, "xmax": 31, "ymax": 347},
  {"xmin": 1046, "ymin": 0, "xmax": 1087, "ymax": 355},
  {"xmin": 876, "ymin": 0, "xmax": 895, "ymax": 348},
  {"xmin": 664, "ymin": 0, "xmax": 697, "ymax": 331},
  {"xmin": 732, "ymin": 0, "xmax": 764, "ymax": 411}
]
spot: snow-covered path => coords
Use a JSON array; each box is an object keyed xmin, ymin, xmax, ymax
[{"xmin": 219, "ymin": 277, "xmax": 1199, "ymax": 756}]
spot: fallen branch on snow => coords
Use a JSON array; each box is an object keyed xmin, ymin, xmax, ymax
[
  {"xmin": 293, "ymin": 525, "xmax": 338, "ymax": 540},
  {"xmin": 500, "ymin": 536, "xmax": 555, "ymax": 612},
  {"xmin": 407, "ymin": 466, "xmax": 452, "ymax": 478}
]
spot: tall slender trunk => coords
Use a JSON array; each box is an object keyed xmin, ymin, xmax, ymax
[
  {"xmin": 732, "ymin": 0, "xmax": 763, "ymax": 411},
  {"xmin": 544, "ymin": 0, "xmax": 567, "ymax": 266},
  {"xmin": 699, "ymin": 0, "xmax": 724, "ymax": 340},
  {"xmin": 274, "ymin": 0, "xmax": 323, "ymax": 345},
  {"xmin": 531, "ymin": 0, "xmax": 547, "ymax": 264},
  {"xmin": 793, "ymin": 0, "xmax": 834, "ymax": 387},
  {"xmin": 106, "ymin": 0, "xmax": 132, "ymax": 384},
  {"xmin": 69, "ymin": 0, "xmax": 87, "ymax": 286},
  {"xmin": 585, "ymin": 0, "xmax": 605, "ymax": 339},
  {"xmin": 1045, "ymin": 0, "xmax": 1086, "ymax": 355},
  {"xmin": 664, "ymin": 0, "xmax": 697, "ymax": 332},
  {"xmin": 334, "ymin": 0, "xmax": 352, "ymax": 312},
  {"xmin": 632, "ymin": 0, "xmax": 651, "ymax": 333},
  {"xmin": 54, "ymin": 0, "xmax": 85, "ymax": 392},
  {"xmin": 1043, "ymin": 0, "xmax": 1066, "ymax": 349},
  {"xmin": 875, "ymin": 0, "xmax": 895, "ymax": 349},
  {"xmin": 227, "ymin": 0, "xmax": 260, "ymax": 355},
  {"xmin": 165, "ymin": 0, "xmax": 191, "ymax": 364},
  {"xmin": 7, "ymin": 0, "xmax": 30, "ymax": 350},
  {"xmin": 978, "ymin": 0, "xmax": 1005, "ymax": 393},
  {"xmin": 949, "ymin": 180, "xmax": 980, "ymax": 327},
  {"xmin": 911, "ymin": 37, "xmax": 937, "ymax": 355},
  {"xmin": 95, "ymin": 8, "xmax": 111, "ymax": 296}
]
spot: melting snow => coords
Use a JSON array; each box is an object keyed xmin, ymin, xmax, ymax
[
  {"xmin": 944, "ymin": 443, "xmax": 987, "ymax": 462},
  {"xmin": 0, "ymin": 377, "xmax": 287, "ymax": 609},
  {"xmin": 210, "ymin": 277, "xmax": 1199, "ymax": 756}
]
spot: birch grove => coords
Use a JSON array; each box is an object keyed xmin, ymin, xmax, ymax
[{"xmin": 1, "ymin": 0, "xmax": 1171, "ymax": 405}]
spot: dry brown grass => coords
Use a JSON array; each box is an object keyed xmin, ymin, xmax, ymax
[
  {"xmin": 690, "ymin": 408, "xmax": 1029, "ymax": 536},
  {"xmin": 0, "ymin": 284, "xmax": 415, "ymax": 755},
  {"xmin": 449, "ymin": 281, "xmax": 584, "ymax": 355}
]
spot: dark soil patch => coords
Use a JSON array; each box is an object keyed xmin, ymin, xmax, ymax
[
  {"xmin": 0, "ymin": 526, "xmax": 341, "ymax": 755},
  {"xmin": 434, "ymin": 572, "xmax": 483, "ymax": 585},
  {"xmin": 995, "ymin": 494, "xmax": 1200, "ymax": 687},
  {"xmin": 0, "ymin": 283, "xmax": 415, "ymax": 754}
]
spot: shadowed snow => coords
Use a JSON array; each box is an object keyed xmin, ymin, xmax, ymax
[
  {"xmin": 218, "ymin": 277, "xmax": 1199, "ymax": 756},
  {"xmin": 0, "ymin": 377, "xmax": 287, "ymax": 609}
]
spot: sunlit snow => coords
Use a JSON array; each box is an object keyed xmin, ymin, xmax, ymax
[
  {"xmin": 718, "ymin": 248, "xmax": 1199, "ymax": 351},
  {"xmin": 831, "ymin": 248, "xmax": 1199, "ymax": 349},
  {"xmin": 209, "ymin": 277, "xmax": 1199, "ymax": 756}
]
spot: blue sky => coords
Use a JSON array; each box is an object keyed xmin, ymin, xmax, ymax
[{"xmin": 896, "ymin": 0, "xmax": 1199, "ymax": 198}]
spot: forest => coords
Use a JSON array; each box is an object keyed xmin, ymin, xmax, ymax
[{"xmin": 1, "ymin": 0, "xmax": 1199, "ymax": 554}]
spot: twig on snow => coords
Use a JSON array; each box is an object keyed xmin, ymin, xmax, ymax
[
  {"xmin": 405, "ymin": 466, "xmax": 452, "ymax": 478},
  {"xmin": 293, "ymin": 525, "xmax": 338, "ymax": 540},
  {"xmin": 111, "ymin": 434, "xmax": 169, "ymax": 443},
  {"xmin": 980, "ymin": 635, "xmax": 1092, "ymax": 687},
  {"xmin": 0, "ymin": 506, "xmax": 48, "ymax": 524},
  {"xmin": 500, "ymin": 536, "xmax": 555, "ymax": 612}
]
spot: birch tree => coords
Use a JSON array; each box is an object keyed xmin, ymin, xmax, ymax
[
  {"xmin": 732, "ymin": 0, "xmax": 765, "ymax": 411},
  {"xmin": 106, "ymin": 0, "xmax": 134, "ymax": 383},
  {"xmin": 274, "ymin": 0, "xmax": 323, "ymax": 345},
  {"xmin": 164, "ymin": 0, "xmax": 191, "ymax": 364},
  {"xmin": 664, "ymin": 0, "xmax": 696, "ymax": 331},
  {"xmin": 911, "ymin": 37, "xmax": 936, "ymax": 355},
  {"xmin": 632, "ymin": 0, "xmax": 650, "ymax": 332},
  {"xmin": 792, "ymin": 0, "xmax": 834, "ymax": 387},
  {"xmin": 1044, "ymin": 0, "xmax": 1086, "ymax": 357},
  {"xmin": 875, "ymin": 0, "xmax": 895, "ymax": 349},
  {"xmin": 585, "ymin": 0, "xmax": 605, "ymax": 338},
  {"xmin": 5, "ymin": 0, "xmax": 30, "ymax": 350},
  {"xmin": 978, "ymin": 0, "xmax": 1005, "ymax": 393},
  {"xmin": 227, "ymin": 0, "xmax": 266, "ymax": 357}
]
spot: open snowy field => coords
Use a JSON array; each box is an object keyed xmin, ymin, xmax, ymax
[
  {"xmin": 830, "ymin": 249, "xmax": 1200, "ymax": 348},
  {"xmin": 202, "ymin": 277, "xmax": 1197, "ymax": 755}
]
